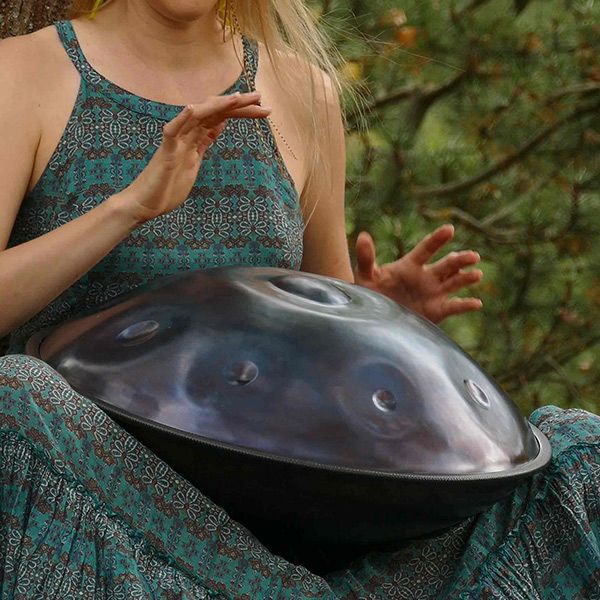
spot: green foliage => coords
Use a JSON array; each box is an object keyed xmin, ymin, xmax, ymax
[{"xmin": 316, "ymin": 0, "xmax": 600, "ymax": 414}]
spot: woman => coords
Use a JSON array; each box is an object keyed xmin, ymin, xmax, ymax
[{"xmin": 0, "ymin": 0, "xmax": 598, "ymax": 597}]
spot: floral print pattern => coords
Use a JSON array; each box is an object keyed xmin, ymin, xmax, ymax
[{"xmin": 7, "ymin": 20, "xmax": 304, "ymax": 354}]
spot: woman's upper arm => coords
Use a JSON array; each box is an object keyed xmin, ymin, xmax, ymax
[
  {"xmin": 299, "ymin": 72, "xmax": 353, "ymax": 283},
  {"xmin": 0, "ymin": 36, "xmax": 42, "ymax": 251}
]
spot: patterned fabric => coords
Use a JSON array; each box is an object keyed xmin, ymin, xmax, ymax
[
  {"xmin": 2, "ymin": 18, "xmax": 600, "ymax": 600},
  {"xmin": 1, "ymin": 355, "xmax": 600, "ymax": 598},
  {"xmin": 0, "ymin": 355, "xmax": 333, "ymax": 599},
  {"xmin": 7, "ymin": 20, "xmax": 304, "ymax": 353}
]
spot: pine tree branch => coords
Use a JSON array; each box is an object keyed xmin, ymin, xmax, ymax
[
  {"xmin": 547, "ymin": 82, "xmax": 600, "ymax": 101},
  {"xmin": 412, "ymin": 99, "xmax": 600, "ymax": 198},
  {"xmin": 345, "ymin": 86, "xmax": 420, "ymax": 130},
  {"xmin": 405, "ymin": 68, "xmax": 472, "ymax": 134},
  {"xmin": 370, "ymin": 85, "xmax": 422, "ymax": 111},
  {"xmin": 418, "ymin": 206, "xmax": 520, "ymax": 242},
  {"xmin": 511, "ymin": 241, "xmax": 534, "ymax": 313},
  {"xmin": 453, "ymin": 0, "xmax": 496, "ymax": 20},
  {"xmin": 499, "ymin": 333, "xmax": 600, "ymax": 391},
  {"xmin": 510, "ymin": 282, "xmax": 573, "ymax": 374},
  {"xmin": 320, "ymin": 0, "xmax": 332, "ymax": 17},
  {"xmin": 347, "ymin": 67, "xmax": 473, "ymax": 132}
]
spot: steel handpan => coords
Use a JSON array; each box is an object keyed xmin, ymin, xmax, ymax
[{"xmin": 27, "ymin": 267, "xmax": 551, "ymax": 572}]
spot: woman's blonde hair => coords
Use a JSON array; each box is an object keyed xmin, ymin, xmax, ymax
[{"xmin": 68, "ymin": 0, "xmax": 354, "ymax": 224}]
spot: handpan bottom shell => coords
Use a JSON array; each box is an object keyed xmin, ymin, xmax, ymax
[
  {"xmin": 27, "ymin": 267, "xmax": 551, "ymax": 572},
  {"xmin": 98, "ymin": 405, "xmax": 549, "ymax": 572}
]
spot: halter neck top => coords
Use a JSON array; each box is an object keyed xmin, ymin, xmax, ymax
[{"xmin": 8, "ymin": 20, "xmax": 304, "ymax": 352}]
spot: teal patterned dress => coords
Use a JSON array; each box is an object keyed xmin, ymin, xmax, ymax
[{"xmin": 1, "ymin": 20, "xmax": 599, "ymax": 599}]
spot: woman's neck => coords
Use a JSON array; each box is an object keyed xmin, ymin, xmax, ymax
[{"xmin": 90, "ymin": 0, "xmax": 233, "ymax": 73}]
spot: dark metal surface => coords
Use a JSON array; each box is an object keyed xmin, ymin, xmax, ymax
[
  {"xmin": 31, "ymin": 267, "xmax": 542, "ymax": 475},
  {"xmin": 28, "ymin": 267, "xmax": 551, "ymax": 568}
]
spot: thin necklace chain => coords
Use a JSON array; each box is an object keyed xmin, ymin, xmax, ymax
[{"xmin": 229, "ymin": 10, "xmax": 298, "ymax": 161}]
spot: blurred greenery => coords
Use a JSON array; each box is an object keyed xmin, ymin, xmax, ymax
[{"xmin": 315, "ymin": 0, "xmax": 600, "ymax": 415}]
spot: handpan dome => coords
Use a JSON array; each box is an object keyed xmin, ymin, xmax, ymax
[{"xmin": 28, "ymin": 267, "xmax": 550, "ymax": 570}]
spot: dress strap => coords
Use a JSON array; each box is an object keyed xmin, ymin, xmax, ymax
[
  {"xmin": 240, "ymin": 36, "xmax": 259, "ymax": 93},
  {"xmin": 56, "ymin": 19, "xmax": 258, "ymax": 96},
  {"xmin": 53, "ymin": 20, "xmax": 259, "ymax": 120},
  {"xmin": 54, "ymin": 21, "xmax": 92, "ymax": 80}
]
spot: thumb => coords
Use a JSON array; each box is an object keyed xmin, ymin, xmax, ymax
[{"xmin": 355, "ymin": 231, "xmax": 377, "ymax": 281}]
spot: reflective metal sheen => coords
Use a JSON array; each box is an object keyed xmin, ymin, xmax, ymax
[{"xmin": 27, "ymin": 267, "xmax": 551, "ymax": 569}]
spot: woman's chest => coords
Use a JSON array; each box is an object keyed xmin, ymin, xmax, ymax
[{"xmin": 29, "ymin": 30, "xmax": 307, "ymax": 201}]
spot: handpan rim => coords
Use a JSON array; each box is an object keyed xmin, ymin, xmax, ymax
[{"xmin": 85, "ymin": 390, "xmax": 551, "ymax": 482}]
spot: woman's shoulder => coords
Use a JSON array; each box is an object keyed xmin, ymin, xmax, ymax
[
  {"xmin": 0, "ymin": 32, "xmax": 47, "ymax": 134},
  {"xmin": 0, "ymin": 24, "xmax": 80, "ymax": 153},
  {"xmin": 0, "ymin": 25, "xmax": 70, "ymax": 95},
  {"xmin": 255, "ymin": 41, "xmax": 341, "ymax": 140},
  {"xmin": 0, "ymin": 25, "xmax": 54, "ymax": 63},
  {"xmin": 258, "ymin": 42, "xmax": 340, "ymax": 104}
]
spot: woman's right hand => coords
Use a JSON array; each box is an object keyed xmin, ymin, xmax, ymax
[{"xmin": 116, "ymin": 91, "xmax": 270, "ymax": 224}]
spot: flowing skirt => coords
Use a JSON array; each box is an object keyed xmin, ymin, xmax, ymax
[{"xmin": 1, "ymin": 354, "xmax": 599, "ymax": 599}]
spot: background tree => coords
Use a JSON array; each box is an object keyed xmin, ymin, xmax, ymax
[{"xmin": 315, "ymin": 0, "xmax": 600, "ymax": 414}]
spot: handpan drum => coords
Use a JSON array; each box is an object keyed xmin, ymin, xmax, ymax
[{"xmin": 27, "ymin": 267, "xmax": 551, "ymax": 571}]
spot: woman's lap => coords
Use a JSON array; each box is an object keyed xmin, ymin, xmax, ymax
[
  {"xmin": 0, "ymin": 354, "xmax": 333, "ymax": 599},
  {"xmin": 1, "ymin": 354, "xmax": 599, "ymax": 599},
  {"xmin": 328, "ymin": 407, "xmax": 600, "ymax": 599}
]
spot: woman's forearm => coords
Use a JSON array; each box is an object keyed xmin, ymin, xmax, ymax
[
  {"xmin": 0, "ymin": 193, "xmax": 139, "ymax": 338},
  {"xmin": 0, "ymin": 95, "xmax": 269, "ymax": 339}
]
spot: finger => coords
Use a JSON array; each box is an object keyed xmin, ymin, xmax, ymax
[
  {"xmin": 208, "ymin": 121, "xmax": 227, "ymax": 140},
  {"xmin": 165, "ymin": 92, "xmax": 260, "ymax": 139},
  {"xmin": 196, "ymin": 122, "xmax": 227, "ymax": 155},
  {"xmin": 440, "ymin": 297, "xmax": 483, "ymax": 319},
  {"xmin": 181, "ymin": 98, "xmax": 233, "ymax": 135},
  {"xmin": 162, "ymin": 105, "xmax": 194, "ymax": 146},
  {"xmin": 196, "ymin": 121, "xmax": 228, "ymax": 157},
  {"xmin": 225, "ymin": 105, "xmax": 272, "ymax": 119},
  {"xmin": 190, "ymin": 111, "xmax": 225, "ymax": 140},
  {"xmin": 179, "ymin": 111, "xmax": 202, "ymax": 136},
  {"xmin": 355, "ymin": 231, "xmax": 377, "ymax": 281},
  {"xmin": 406, "ymin": 224, "xmax": 455, "ymax": 265},
  {"xmin": 180, "ymin": 96, "xmax": 239, "ymax": 135},
  {"xmin": 430, "ymin": 250, "xmax": 481, "ymax": 280},
  {"xmin": 195, "ymin": 119, "xmax": 226, "ymax": 144},
  {"xmin": 440, "ymin": 269, "xmax": 483, "ymax": 293},
  {"xmin": 194, "ymin": 96, "xmax": 267, "ymax": 129},
  {"xmin": 194, "ymin": 91, "xmax": 261, "ymax": 121}
]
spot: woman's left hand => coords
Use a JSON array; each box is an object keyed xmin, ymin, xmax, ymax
[{"xmin": 354, "ymin": 224, "xmax": 483, "ymax": 323}]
